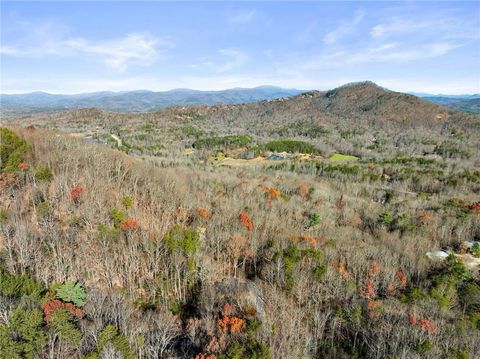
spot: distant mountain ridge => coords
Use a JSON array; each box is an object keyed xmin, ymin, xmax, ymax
[
  {"xmin": 0, "ymin": 86, "xmax": 303, "ymax": 114},
  {"xmin": 8, "ymin": 82, "xmax": 476, "ymax": 137},
  {"xmin": 420, "ymin": 96, "xmax": 480, "ymax": 114},
  {"xmin": 2, "ymin": 83, "xmax": 479, "ymax": 115}
]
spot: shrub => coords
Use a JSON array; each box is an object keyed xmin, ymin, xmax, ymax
[
  {"xmin": 306, "ymin": 213, "xmax": 320, "ymax": 228},
  {"xmin": 378, "ymin": 212, "xmax": 394, "ymax": 228},
  {"xmin": 18, "ymin": 162, "xmax": 29, "ymax": 170},
  {"xmin": 359, "ymin": 280, "xmax": 376, "ymax": 299},
  {"xmin": 34, "ymin": 166, "xmax": 53, "ymax": 182},
  {"xmin": 265, "ymin": 188, "xmax": 281, "ymax": 199},
  {"xmin": 471, "ymin": 243, "xmax": 480, "ymax": 257},
  {"xmin": 196, "ymin": 207, "xmax": 211, "ymax": 218},
  {"xmin": 123, "ymin": 195, "xmax": 133, "ymax": 209},
  {"xmin": 36, "ymin": 201, "xmax": 52, "ymax": 220},
  {"xmin": 415, "ymin": 340, "xmax": 433, "ymax": 355},
  {"xmin": 55, "ymin": 282, "xmax": 87, "ymax": 307},
  {"xmin": 0, "ymin": 208, "xmax": 8, "ymax": 224},
  {"xmin": 444, "ymin": 255, "xmax": 470, "ymax": 282},
  {"xmin": 0, "ymin": 266, "xmax": 42, "ymax": 299},
  {"xmin": 261, "ymin": 139, "xmax": 318, "ymax": 154},
  {"xmin": 0, "ymin": 127, "xmax": 31, "ymax": 172},
  {"xmin": 0, "ymin": 307, "xmax": 46, "ymax": 359},
  {"xmin": 164, "ymin": 225, "xmax": 200, "ymax": 256},
  {"xmin": 239, "ymin": 212, "xmax": 254, "ymax": 231},
  {"xmin": 110, "ymin": 208, "xmax": 126, "ymax": 228},
  {"xmin": 221, "ymin": 340, "xmax": 271, "ymax": 359},
  {"xmin": 395, "ymin": 271, "xmax": 408, "ymax": 288},
  {"xmin": 461, "ymin": 283, "xmax": 480, "ymax": 314},
  {"xmin": 98, "ymin": 324, "xmax": 118, "ymax": 351},
  {"xmin": 49, "ymin": 309, "xmax": 82, "ymax": 347},
  {"xmin": 41, "ymin": 299, "xmax": 83, "ymax": 321},
  {"xmin": 218, "ymin": 315, "xmax": 246, "ymax": 334},
  {"xmin": 313, "ymin": 264, "xmax": 327, "ymax": 281},
  {"xmin": 70, "ymin": 185, "xmax": 84, "ymax": 202},
  {"xmin": 120, "ymin": 218, "xmax": 140, "ymax": 231},
  {"xmin": 194, "ymin": 135, "xmax": 252, "ymax": 150},
  {"xmin": 97, "ymin": 324, "xmax": 133, "ymax": 359},
  {"xmin": 434, "ymin": 142, "xmax": 471, "ymax": 159},
  {"xmin": 164, "ymin": 225, "xmax": 201, "ymax": 282},
  {"xmin": 281, "ymin": 244, "xmax": 301, "ymax": 292}
]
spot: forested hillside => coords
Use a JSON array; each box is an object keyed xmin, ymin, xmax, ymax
[{"xmin": 1, "ymin": 82, "xmax": 479, "ymax": 358}]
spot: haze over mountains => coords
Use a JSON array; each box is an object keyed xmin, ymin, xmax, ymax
[
  {"xmin": 0, "ymin": 86, "xmax": 302, "ymax": 114},
  {"xmin": 1, "ymin": 84, "xmax": 479, "ymax": 115}
]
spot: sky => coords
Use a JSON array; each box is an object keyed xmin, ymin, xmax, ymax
[{"xmin": 1, "ymin": 1, "xmax": 479, "ymax": 95}]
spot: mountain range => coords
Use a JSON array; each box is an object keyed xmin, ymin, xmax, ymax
[
  {"xmin": 0, "ymin": 86, "xmax": 302, "ymax": 114},
  {"xmin": 1, "ymin": 84, "xmax": 479, "ymax": 115}
]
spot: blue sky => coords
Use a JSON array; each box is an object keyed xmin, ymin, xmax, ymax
[{"xmin": 1, "ymin": 1, "xmax": 479, "ymax": 94}]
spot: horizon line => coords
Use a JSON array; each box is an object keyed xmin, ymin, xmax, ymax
[{"xmin": 1, "ymin": 82, "xmax": 479, "ymax": 97}]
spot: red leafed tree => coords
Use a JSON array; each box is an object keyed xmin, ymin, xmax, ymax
[
  {"xmin": 120, "ymin": 218, "xmax": 140, "ymax": 231},
  {"xmin": 18, "ymin": 162, "xmax": 29, "ymax": 170},
  {"xmin": 359, "ymin": 279, "xmax": 376, "ymax": 298},
  {"xmin": 196, "ymin": 208, "xmax": 211, "ymax": 218},
  {"xmin": 265, "ymin": 188, "xmax": 281, "ymax": 199},
  {"xmin": 70, "ymin": 185, "xmax": 84, "ymax": 202},
  {"xmin": 41, "ymin": 299, "xmax": 83, "ymax": 321},
  {"xmin": 239, "ymin": 212, "xmax": 253, "ymax": 231},
  {"xmin": 396, "ymin": 270, "xmax": 408, "ymax": 287}
]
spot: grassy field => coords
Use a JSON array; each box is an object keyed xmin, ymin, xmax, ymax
[{"xmin": 328, "ymin": 153, "xmax": 359, "ymax": 161}]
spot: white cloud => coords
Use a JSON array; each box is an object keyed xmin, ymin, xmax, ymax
[
  {"xmin": 63, "ymin": 33, "xmax": 166, "ymax": 71},
  {"xmin": 1, "ymin": 21, "xmax": 172, "ymax": 71},
  {"xmin": 323, "ymin": 10, "xmax": 365, "ymax": 45},
  {"xmin": 217, "ymin": 49, "xmax": 249, "ymax": 72},
  {"xmin": 292, "ymin": 41, "xmax": 460, "ymax": 72},
  {"xmin": 227, "ymin": 8, "xmax": 259, "ymax": 24},
  {"xmin": 0, "ymin": 46, "xmax": 20, "ymax": 55},
  {"xmin": 348, "ymin": 42, "xmax": 460, "ymax": 63},
  {"xmin": 191, "ymin": 49, "xmax": 249, "ymax": 73},
  {"xmin": 370, "ymin": 13, "xmax": 480, "ymax": 40}
]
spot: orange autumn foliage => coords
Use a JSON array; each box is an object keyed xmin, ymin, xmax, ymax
[
  {"xmin": 417, "ymin": 212, "xmax": 432, "ymax": 222},
  {"xmin": 223, "ymin": 303, "xmax": 233, "ymax": 316},
  {"xmin": 217, "ymin": 302, "xmax": 245, "ymax": 334},
  {"xmin": 418, "ymin": 318, "xmax": 438, "ymax": 334},
  {"xmin": 239, "ymin": 212, "xmax": 253, "ymax": 231},
  {"xmin": 217, "ymin": 315, "xmax": 246, "ymax": 334},
  {"xmin": 296, "ymin": 184, "xmax": 310, "ymax": 198},
  {"xmin": 195, "ymin": 354, "xmax": 217, "ymax": 359},
  {"xmin": 120, "ymin": 218, "xmax": 140, "ymax": 231},
  {"xmin": 396, "ymin": 270, "xmax": 408, "ymax": 287},
  {"xmin": 265, "ymin": 187, "xmax": 281, "ymax": 199},
  {"xmin": 70, "ymin": 185, "xmax": 84, "ymax": 202},
  {"xmin": 336, "ymin": 260, "xmax": 349, "ymax": 279},
  {"xmin": 469, "ymin": 202, "xmax": 480, "ymax": 212},
  {"xmin": 18, "ymin": 162, "xmax": 29, "ymax": 170},
  {"xmin": 41, "ymin": 299, "xmax": 83, "ymax": 321},
  {"xmin": 196, "ymin": 208, "xmax": 211, "ymax": 218},
  {"xmin": 296, "ymin": 236, "xmax": 317, "ymax": 247},
  {"xmin": 359, "ymin": 279, "xmax": 376, "ymax": 298},
  {"xmin": 367, "ymin": 300, "xmax": 382, "ymax": 310},
  {"xmin": 408, "ymin": 315, "xmax": 437, "ymax": 334},
  {"xmin": 409, "ymin": 315, "xmax": 417, "ymax": 326},
  {"xmin": 366, "ymin": 300, "xmax": 382, "ymax": 319},
  {"xmin": 368, "ymin": 261, "xmax": 382, "ymax": 277}
]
